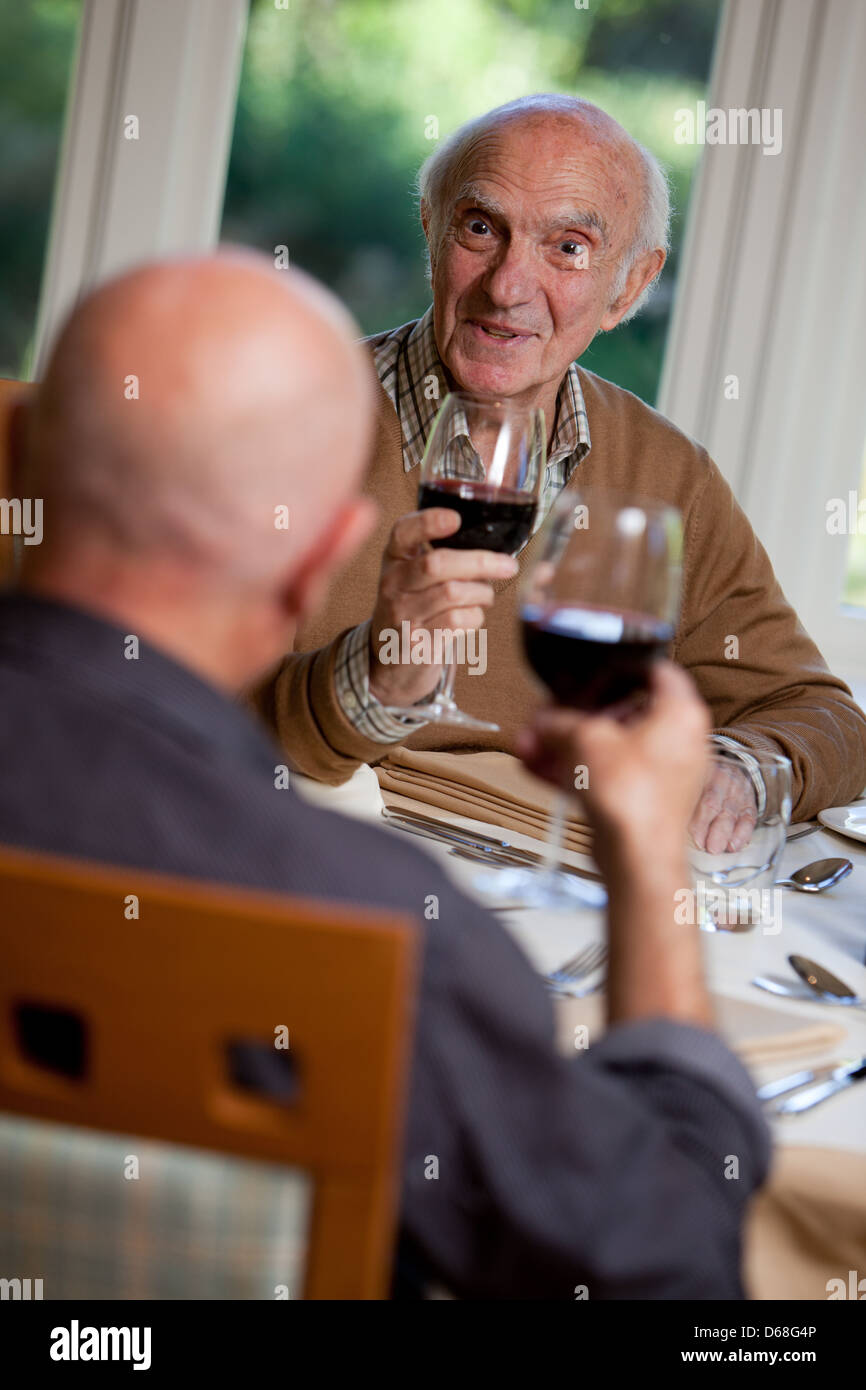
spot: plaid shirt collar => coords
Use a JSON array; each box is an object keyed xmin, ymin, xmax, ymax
[{"xmin": 368, "ymin": 305, "xmax": 591, "ymax": 476}]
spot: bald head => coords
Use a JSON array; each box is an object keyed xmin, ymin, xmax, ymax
[{"xmin": 22, "ymin": 249, "xmax": 376, "ymax": 588}]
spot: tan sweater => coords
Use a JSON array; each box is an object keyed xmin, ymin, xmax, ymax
[{"xmin": 251, "ymin": 367, "xmax": 866, "ymax": 819}]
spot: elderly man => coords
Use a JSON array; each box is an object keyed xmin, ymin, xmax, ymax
[
  {"xmin": 254, "ymin": 94, "xmax": 866, "ymax": 842},
  {"xmin": 0, "ymin": 252, "xmax": 769, "ymax": 1298}
]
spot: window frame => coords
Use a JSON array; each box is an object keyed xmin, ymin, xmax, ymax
[
  {"xmin": 33, "ymin": 0, "xmax": 249, "ymax": 377},
  {"xmin": 659, "ymin": 0, "xmax": 866, "ymax": 685}
]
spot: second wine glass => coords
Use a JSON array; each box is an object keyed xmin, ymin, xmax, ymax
[{"xmin": 472, "ymin": 487, "xmax": 683, "ymax": 909}]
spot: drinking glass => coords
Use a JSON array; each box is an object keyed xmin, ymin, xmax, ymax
[
  {"xmin": 687, "ymin": 749, "xmax": 792, "ymax": 931},
  {"xmin": 383, "ymin": 392, "xmax": 546, "ymax": 730}
]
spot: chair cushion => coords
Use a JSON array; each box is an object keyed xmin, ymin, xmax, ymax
[{"xmin": 0, "ymin": 1113, "xmax": 310, "ymax": 1299}]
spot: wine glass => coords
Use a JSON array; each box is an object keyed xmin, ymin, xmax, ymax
[
  {"xmin": 472, "ymin": 487, "xmax": 683, "ymax": 909},
  {"xmin": 384, "ymin": 392, "xmax": 546, "ymax": 730}
]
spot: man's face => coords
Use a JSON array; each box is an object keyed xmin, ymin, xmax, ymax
[{"xmin": 429, "ymin": 118, "xmax": 640, "ymax": 410}]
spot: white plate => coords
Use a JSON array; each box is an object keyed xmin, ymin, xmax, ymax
[{"xmin": 818, "ymin": 803, "xmax": 866, "ymax": 844}]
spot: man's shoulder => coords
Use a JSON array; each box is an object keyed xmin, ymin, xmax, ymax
[
  {"xmin": 577, "ymin": 364, "xmax": 711, "ymax": 467},
  {"xmin": 363, "ymin": 318, "xmax": 419, "ymax": 372},
  {"xmin": 0, "ymin": 652, "xmax": 497, "ymax": 952}
]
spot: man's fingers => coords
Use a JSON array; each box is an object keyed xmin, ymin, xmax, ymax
[
  {"xmin": 688, "ymin": 789, "xmax": 720, "ymax": 851},
  {"xmin": 386, "ymin": 545, "xmax": 517, "ymax": 596},
  {"xmin": 410, "ymin": 580, "xmax": 496, "ymax": 625},
  {"xmin": 523, "ymin": 706, "xmax": 621, "ymax": 784},
  {"xmin": 727, "ymin": 811, "xmax": 757, "ymax": 853},
  {"xmin": 520, "ymin": 736, "xmax": 580, "ymax": 795},
  {"xmin": 414, "ymin": 544, "xmax": 518, "ymax": 585},
  {"xmin": 690, "ymin": 766, "xmax": 758, "ymax": 852},
  {"xmin": 386, "ymin": 508, "xmax": 461, "ymax": 558},
  {"xmin": 705, "ymin": 810, "xmax": 739, "ymax": 855}
]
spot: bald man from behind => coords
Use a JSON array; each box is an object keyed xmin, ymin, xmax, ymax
[{"xmin": 0, "ymin": 252, "xmax": 769, "ymax": 1300}]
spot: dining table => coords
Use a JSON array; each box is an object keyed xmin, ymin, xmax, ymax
[{"xmin": 295, "ymin": 763, "xmax": 866, "ymax": 1300}]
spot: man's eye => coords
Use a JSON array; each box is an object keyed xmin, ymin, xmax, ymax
[
  {"xmin": 560, "ymin": 241, "xmax": 580, "ymax": 257},
  {"xmin": 466, "ymin": 218, "xmax": 491, "ymax": 236}
]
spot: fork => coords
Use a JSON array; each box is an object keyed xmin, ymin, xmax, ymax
[{"xmin": 545, "ymin": 942, "xmax": 608, "ymax": 995}]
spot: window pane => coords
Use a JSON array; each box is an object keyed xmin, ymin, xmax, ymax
[
  {"xmin": 0, "ymin": 0, "xmax": 82, "ymax": 379},
  {"xmin": 221, "ymin": 0, "xmax": 722, "ymax": 405}
]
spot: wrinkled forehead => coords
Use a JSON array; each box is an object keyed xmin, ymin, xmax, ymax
[{"xmin": 446, "ymin": 115, "xmax": 639, "ymax": 249}]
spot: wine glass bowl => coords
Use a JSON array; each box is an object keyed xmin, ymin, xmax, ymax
[{"xmin": 521, "ymin": 490, "xmax": 682, "ymax": 715}]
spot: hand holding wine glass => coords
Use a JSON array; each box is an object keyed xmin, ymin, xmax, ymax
[
  {"xmin": 518, "ymin": 661, "xmax": 711, "ymax": 876},
  {"xmin": 368, "ymin": 509, "xmax": 518, "ymax": 709},
  {"xmin": 376, "ymin": 392, "xmax": 546, "ymax": 730}
]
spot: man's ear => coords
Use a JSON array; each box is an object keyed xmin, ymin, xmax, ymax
[
  {"xmin": 279, "ymin": 496, "xmax": 378, "ymax": 627},
  {"xmin": 600, "ymin": 247, "xmax": 665, "ymax": 332}
]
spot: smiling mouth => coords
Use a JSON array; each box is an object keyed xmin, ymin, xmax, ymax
[{"xmin": 469, "ymin": 320, "xmax": 531, "ymax": 341}]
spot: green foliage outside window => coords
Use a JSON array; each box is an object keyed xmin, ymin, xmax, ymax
[{"xmin": 222, "ymin": 0, "xmax": 722, "ymax": 405}]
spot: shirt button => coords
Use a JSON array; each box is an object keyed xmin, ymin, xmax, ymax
[{"xmin": 343, "ymin": 693, "xmax": 358, "ymax": 710}]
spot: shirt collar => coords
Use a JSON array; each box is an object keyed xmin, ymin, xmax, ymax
[{"xmin": 374, "ymin": 305, "xmax": 591, "ymax": 476}]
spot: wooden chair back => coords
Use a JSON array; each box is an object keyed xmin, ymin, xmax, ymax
[{"xmin": 0, "ymin": 845, "xmax": 418, "ymax": 1299}]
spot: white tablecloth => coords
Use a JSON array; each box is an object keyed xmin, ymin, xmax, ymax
[{"xmin": 294, "ymin": 765, "xmax": 865, "ymax": 1152}]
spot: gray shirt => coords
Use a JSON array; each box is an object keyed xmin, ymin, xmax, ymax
[{"xmin": 0, "ymin": 592, "xmax": 770, "ymax": 1299}]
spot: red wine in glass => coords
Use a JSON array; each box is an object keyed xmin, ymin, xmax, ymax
[
  {"xmin": 419, "ymin": 478, "xmax": 536, "ymax": 556},
  {"xmin": 521, "ymin": 603, "xmax": 675, "ymax": 712}
]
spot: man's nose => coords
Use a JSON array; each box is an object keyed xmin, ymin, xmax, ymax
[{"xmin": 480, "ymin": 237, "xmax": 537, "ymax": 310}]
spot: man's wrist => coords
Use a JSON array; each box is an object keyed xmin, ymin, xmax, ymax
[
  {"xmin": 367, "ymin": 626, "xmax": 447, "ymax": 710},
  {"xmin": 335, "ymin": 621, "xmax": 432, "ymax": 741}
]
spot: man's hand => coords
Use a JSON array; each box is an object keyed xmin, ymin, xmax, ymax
[
  {"xmin": 517, "ymin": 661, "xmax": 715, "ymax": 1030},
  {"xmin": 516, "ymin": 663, "xmax": 711, "ymax": 873},
  {"xmin": 688, "ymin": 759, "xmax": 757, "ymax": 854},
  {"xmin": 368, "ymin": 508, "xmax": 518, "ymax": 707}
]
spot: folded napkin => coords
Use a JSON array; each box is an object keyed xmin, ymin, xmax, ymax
[
  {"xmin": 553, "ymin": 992, "xmax": 848, "ymax": 1068},
  {"xmin": 745, "ymin": 1146, "xmax": 866, "ymax": 1299},
  {"xmin": 376, "ymin": 749, "xmax": 594, "ymax": 856}
]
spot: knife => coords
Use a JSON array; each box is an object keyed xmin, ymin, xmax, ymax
[
  {"xmin": 776, "ymin": 1060, "xmax": 866, "ymax": 1114},
  {"xmin": 382, "ymin": 810, "xmax": 512, "ymax": 851},
  {"xmin": 757, "ymin": 1056, "xmax": 864, "ymax": 1103},
  {"xmin": 447, "ymin": 841, "xmax": 605, "ymax": 882},
  {"xmin": 447, "ymin": 844, "xmax": 608, "ymax": 908},
  {"xmin": 382, "ymin": 814, "xmax": 511, "ymax": 854}
]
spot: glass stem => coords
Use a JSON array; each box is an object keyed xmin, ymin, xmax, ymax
[
  {"xmin": 439, "ymin": 654, "xmax": 458, "ymax": 705},
  {"xmin": 540, "ymin": 792, "xmax": 567, "ymax": 882}
]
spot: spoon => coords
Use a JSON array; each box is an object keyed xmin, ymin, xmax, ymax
[
  {"xmin": 775, "ymin": 857, "xmax": 852, "ymax": 892},
  {"xmin": 788, "ymin": 954, "xmax": 866, "ymax": 1010}
]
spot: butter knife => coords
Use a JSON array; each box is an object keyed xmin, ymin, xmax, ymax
[
  {"xmin": 382, "ymin": 809, "xmax": 511, "ymax": 851},
  {"xmin": 757, "ymin": 1056, "xmax": 863, "ymax": 1103},
  {"xmin": 447, "ymin": 842, "xmax": 605, "ymax": 882},
  {"xmin": 776, "ymin": 1059, "xmax": 866, "ymax": 1114}
]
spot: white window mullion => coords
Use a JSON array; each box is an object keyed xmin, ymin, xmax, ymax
[{"xmin": 33, "ymin": 0, "xmax": 249, "ymax": 377}]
